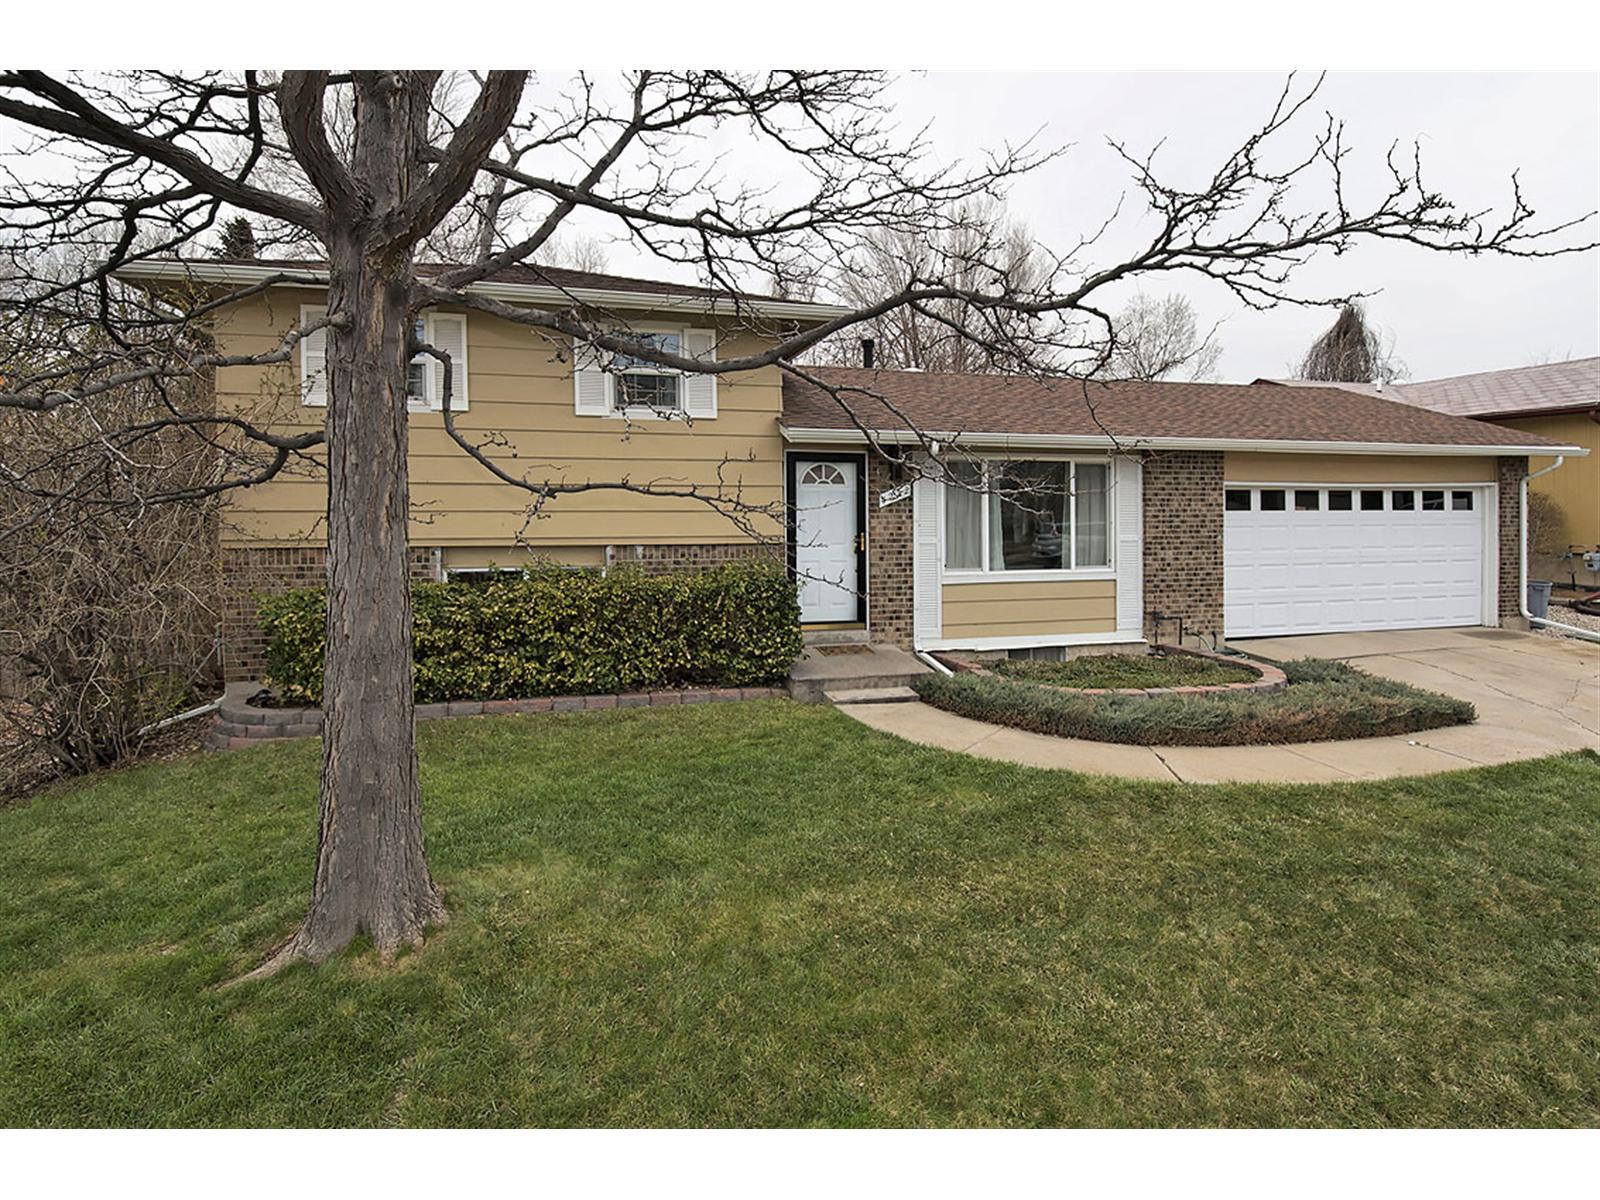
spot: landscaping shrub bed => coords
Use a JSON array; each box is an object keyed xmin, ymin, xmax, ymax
[
  {"xmin": 990, "ymin": 651, "xmax": 1260, "ymax": 690},
  {"xmin": 913, "ymin": 657, "xmax": 1475, "ymax": 746},
  {"xmin": 257, "ymin": 562, "xmax": 802, "ymax": 705}
]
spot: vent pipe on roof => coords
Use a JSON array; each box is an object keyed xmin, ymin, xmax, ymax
[{"xmin": 861, "ymin": 338, "xmax": 875, "ymax": 369}]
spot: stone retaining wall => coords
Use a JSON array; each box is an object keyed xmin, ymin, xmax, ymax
[{"xmin": 206, "ymin": 681, "xmax": 789, "ymax": 751}]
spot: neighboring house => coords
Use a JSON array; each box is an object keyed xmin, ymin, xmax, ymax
[
  {"xmin": 1263, "ymin": 360, "xmax": 1599, "ymax": 564},
  {"xmin": 118, "ymin": 260, "xmax": 1586, "ymax": 679}
]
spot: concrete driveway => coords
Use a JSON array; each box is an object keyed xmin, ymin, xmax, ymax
[{"xmin": 838, "ymin": 627, "xmax": 1599, "ymax": 784}]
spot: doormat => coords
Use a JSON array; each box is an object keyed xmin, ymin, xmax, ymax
[{"xmin": 815, "ymin": 644, "xmax": 873, "ymax": 656}]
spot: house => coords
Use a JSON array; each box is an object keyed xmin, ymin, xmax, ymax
[
  {"xmin": 117, "ymin": 260, "xmax": 1587, "ymax": 680},
  {"xmin": 1259, "ymin": 360, "xmax": 1598, "ymax": 581},
  {"xmin": 1382, "ymin": 359, "xmax": 1597, "ymax": 576}
]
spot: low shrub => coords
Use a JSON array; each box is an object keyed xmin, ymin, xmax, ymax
[
  {"xmin": 913, "ymin": 657, "xmax": 1475, "ymax": 747},
  {"xmin": 258, "ymin": 561, "xmax": 803, "ymax": 705}
]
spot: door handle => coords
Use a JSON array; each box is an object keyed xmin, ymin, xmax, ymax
[{"xmin": 856, "ymin": 531, "xmax": 867, "ymax": 553}]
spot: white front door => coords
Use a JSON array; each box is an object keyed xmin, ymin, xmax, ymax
[
  {"xmin": 794, "ymin": 458, "xmax": 860, "ymax": 623},
  {"xmin": 1224, "ymin": 483, "xmax": 1488, "ymax": 638}
]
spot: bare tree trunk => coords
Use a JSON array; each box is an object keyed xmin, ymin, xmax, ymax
[
  {"xmin": 254, "ymin": 81, "xmax": 446, "ymax": 974},
  {"xmin": 283, "ymin": 246, "xmax": 443, "ymax": 964}
]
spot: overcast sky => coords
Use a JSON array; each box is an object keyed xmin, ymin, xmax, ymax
[{"xmin": 884, "ymin": 71, "xmax": 1599, "ymax": 383}]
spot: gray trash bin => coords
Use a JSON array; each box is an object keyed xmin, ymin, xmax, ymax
[{"xmin": 1527, "ymin": 579, "xmax": 1553, "ymax": 620}]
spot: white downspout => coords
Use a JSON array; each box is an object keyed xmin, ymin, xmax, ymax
[{"xmin": 1519, "ymin": 456, "xmax": 1600, "ymax": 643}]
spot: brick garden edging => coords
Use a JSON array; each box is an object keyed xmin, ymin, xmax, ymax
[
  {"xmin": 205, "ymin": 681, "xmax": 789, "ymax": 751},
  {"xmin": 931, "ymin": 645, "xmax": 1287, "ymax": 698}
]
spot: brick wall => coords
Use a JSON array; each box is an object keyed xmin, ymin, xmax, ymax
[
  {"xmin": 219, "ymin": 544, "xmax": 440, "ymax": 682},
  {"xmin": 866, "ymin": 455, "xmax": 914, "ymax": 647},
  {"xmin": 1497, "ymin": 455, "xmax": 1527, "ymax": 624},
  {"xmin": 1142, "ymin": 450, "xmax": 1224, "ymax": 645},
  {"xmin": 619, "ymin": 542, "xmax": 778, "ymax": 573}
]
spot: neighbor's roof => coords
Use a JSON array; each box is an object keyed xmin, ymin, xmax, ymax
[
  {"xmin": 1255, "ymin": 358, "xmax": 1600, "ymax": 420},
  {"xmin": 1381, "ymin": 357, "xmax": 1600, "ymax": 420},
  {"xmin": 113, "ymin": 256, "xmax": 850, "ymax": 324},
  {"xmin": 780, "ymin": 367, "xmax": 1586, "ymax": 456}
]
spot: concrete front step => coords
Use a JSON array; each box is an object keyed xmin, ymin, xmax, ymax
[
  {"xmin": 823, "ymin": 685, "xmax": 921, "ymax": 705},
  {"xmin": 802, "ymin": 627, "xmax": 872, "ymax": 646},
  {"xmin": 787, "ymin": 642, "xmax": 932, "ymax": 703}
]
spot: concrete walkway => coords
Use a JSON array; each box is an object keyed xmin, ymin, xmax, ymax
[{"xmin": 836, "ymin": 628, "xmax": 1600, "ymax": 784}]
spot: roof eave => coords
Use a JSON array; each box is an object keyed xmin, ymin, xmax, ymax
[
  {"xmin": 778, "ymin": 424, "xmax": 1589, "ymax": 458},
  {"xmin": 1469, "ymin": 405, "xmax": 1600, "ymax": 422},
  {"xmin": 112, "ymin": 260, "xmax": 853, "ymax": 325}
]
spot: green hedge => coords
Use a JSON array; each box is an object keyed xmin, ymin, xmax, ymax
[
  {"xmin": 913, "ymin": 658, "xmax": 1476, "ymax": 747},
  {"xmin": 257, "ymin": 562, "xmax": 803, "ymax": 705}
]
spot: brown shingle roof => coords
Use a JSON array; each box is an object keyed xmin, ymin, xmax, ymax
[
  {"xmin": 1257, "ymin": 359, "xmax": 1600, "ymax": 419},
  {"xmin": 782, "ymin": 367, "xmax": 1581, "ymax": 450},
  {"xmin": 1382, "ymin": 357, "xmax": 1600, "ymax": 419}
]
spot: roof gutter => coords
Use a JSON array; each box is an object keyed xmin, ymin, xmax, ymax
[
  {"xmin": 113, "ymin": 260, "xmax": 853, "ymax": 325},
  {"xmin": 1519, "ymin": 456, "xmax": 1600, "ymax": 643},
  {"xmin": 778, "ymin": 424, "xmax": 1587, "ymax": 459}
]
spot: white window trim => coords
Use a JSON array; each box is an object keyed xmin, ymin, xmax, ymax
[
  {"xmin": 940, "ymin": 454, "xmax": 1116, "ymax": 580},
  {"xmin": 605, "ymin": 325, "xmax": 690, "ymax": 421}
]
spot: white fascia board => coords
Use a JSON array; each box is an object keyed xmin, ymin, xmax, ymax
[
  {"xmin": 113, "ymin": 260, "xmax": 852, "ymax": 325},
  {"xmin": 778, "ymin": 424, "xmax": 1588, "ymax": 458}
]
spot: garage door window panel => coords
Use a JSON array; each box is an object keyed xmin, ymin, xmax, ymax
[{"xmin": 1392, "ymin": 491, "xmax": 1415, "ymax": 511}]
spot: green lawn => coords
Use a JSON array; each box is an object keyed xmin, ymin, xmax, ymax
[{"xmin": 2, "ymin": 702, "xmax": 1597, "ymax": 1127}]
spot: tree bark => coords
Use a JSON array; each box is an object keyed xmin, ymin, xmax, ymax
[{"xmin": 258, "ymin": 76, "xmax": 445, "ymax": 972}]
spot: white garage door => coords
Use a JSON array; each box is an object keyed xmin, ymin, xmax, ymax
[{"xmin": 1224, "ymin": 484, "xmax": 1489, "ymax": 638}]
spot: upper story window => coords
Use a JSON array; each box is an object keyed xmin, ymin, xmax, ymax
[
  {"xmin": 613, "ymin": 332, "xmax": 683, "ymax": 414},
  {"xmin": 406, "ymin": 317, "xmax": 429, "ymax": 407},
  {"xmin": 573, "ymin": 328, "xmax": 718, "ymax": 420},
  {"xmin": 298, "ymin": 305, "xmax": 469, "ymax": 412},
  {"xmin": 943, "ymin": 457, "xmax": 1111, "ymax": 574}
]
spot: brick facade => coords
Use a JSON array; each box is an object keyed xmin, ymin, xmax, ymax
[
  {"xmin": 1141, "ymin": 450, "xmax": 1224, "ymax": 646},
  {"xmin": 616, "ymin": 542, "xmax": 779, "ymax": 573},
  {"xmin": 219, "ymin": 544, "xmax": 441, "ymax": 682},
  {"xmin": 1497, "ymin": 455, "xmax": 1527, "ymax": 624},
  {"xmin": 866, "ymin": 454, "xmax": 914, "ymax": 647}
]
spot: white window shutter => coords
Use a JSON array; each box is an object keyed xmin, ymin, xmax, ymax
[
  {"xmin": 573, "ymin": 337, "xmax": 610, "ymax": 416},
  {"xmin": 428, "ymin": 313, "xmax": 469, "ymax": 412},
  {"xmin": 912, "ymin": 466, "xmax": 943, "ymax": 647},
  {"xmin": 682, "ymin": 327, "xmax": 717, "ymax": 419},
  {"xmin": 1113, "ymin": 455, "xmax": 1144, "ymax": 639},
  {"xmin": 299, "ymin": 304, "xmax": 328, "ymax": 407}
]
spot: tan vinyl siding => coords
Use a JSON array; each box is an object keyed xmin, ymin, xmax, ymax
[
  {"xmin": 210, "ymin": 289, "xmax": 785, "ymax": 546},
  {"xmin": 940, "ymin": 578, "xmax": 1117, "ymax": 640},
  {"xmin": 1222, "ymin": 451, "xmax": 1497, "ymax": 484},
  {"xmin": 441, "ymin": 545, "xmax": 606, "ymax": 570},
  {"xmin": 1493, "ymin": 413, "xmax": 1598, "ymax": 546}
]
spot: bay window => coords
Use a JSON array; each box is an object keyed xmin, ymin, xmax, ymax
[{"xmin": 943, "ymin": 458, "xmax": 1111, "ymax": 573}]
